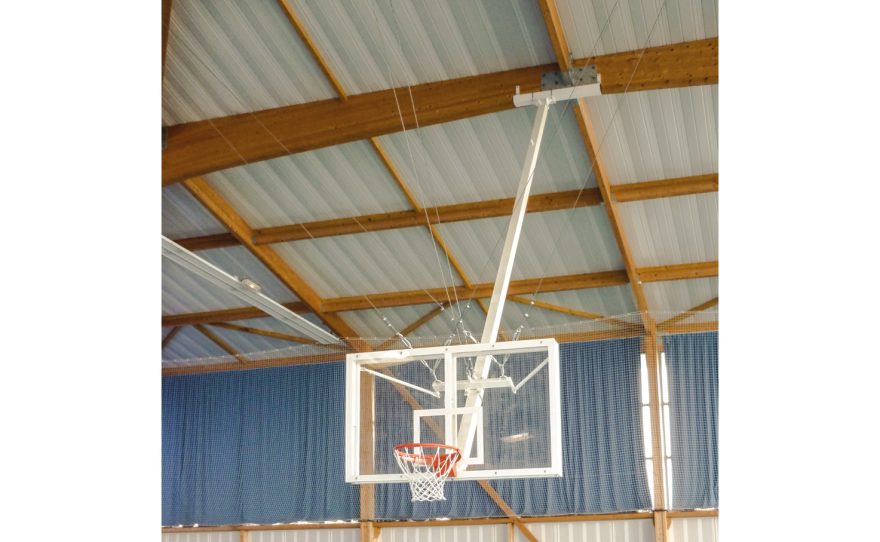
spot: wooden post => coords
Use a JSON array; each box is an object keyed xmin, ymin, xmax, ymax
[
  {"xmin": 644, "ymin": 333, "xmax": 668, "ymax": 542},
  {"xmin": 359, "ymin": 373, "xmax": 375, "ymax": 521}
]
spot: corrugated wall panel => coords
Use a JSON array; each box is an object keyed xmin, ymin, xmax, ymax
[
  {"xmin": 163, "ymin": 184, "xmax": 227, "ymax": 239},
  {"xmin": 205, "ymin": 141, "xmax": 412, "ymax": 228},
  {"xmin": 162, "ymin": 532, "xmax": 240, "ymax": 542},
  {"xmin": 556, "ymin": 0, "xmax": 718, "ymax": 58},
  {"xmin": 617, "ymin": 193, "xmax": 718, "ymax": 267},
  {"xmin": 382, "ymin": 523, "xmax": 508, "ymax": 542},
  {"xmin": 273, "ymin": 227, "xmax": 461, "ymax": 298},
  {"xmin": 377, "ymin": 106, "xmax": 595, "ymax": 208},
  {"xmin": 163, "ymin": 0, "xmax": 336, "ymax": 124},
  {"xmin": 250, "ymin": 527, "xmax": 360, "ymax": 542},
  {"xmin": 668, "ymin": 516, "xmax": 718, "ymax": 542},
  {"xmin": 585, "ymin": 85, "xmax": 718, "ymax": 185},
  {"xmin": 515, "ymin": 519, "xmax": 655, "ymax": 541},
  {"xmin": 288, "ymin": 0, "xmax": 554, "ymax": 95},
  {"xmin": 435, "ymin": 208, "xmax": 623, "ymax": 284}
]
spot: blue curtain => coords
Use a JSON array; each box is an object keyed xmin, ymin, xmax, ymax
[
  {"xmin": 373, "ymin": 338, "xmax": 652, "ymax": 519},
  {"xmin": 162, "ymin": 338, "xmax": 651, "ymax": 525},
  {"xmin": 664, "ymin": 332, "xmax": 718, "ymax": 509},
  {"xmin": 162, "ymin": 363, "xmax": 359, "ymax": 525}
]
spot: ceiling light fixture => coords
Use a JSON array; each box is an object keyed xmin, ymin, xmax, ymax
[{"xmin": 162, "ymin": 236, "xmax": 339, "ymax": 344}]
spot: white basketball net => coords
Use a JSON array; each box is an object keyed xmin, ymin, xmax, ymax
[{"xmin": 393, "ymin": 444, "xmax": 461, "ymax": 502}]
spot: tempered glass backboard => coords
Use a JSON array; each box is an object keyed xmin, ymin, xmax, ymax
[{"xmin": 345, "ymin": 339, "xmax": 561, "ymax": 483}]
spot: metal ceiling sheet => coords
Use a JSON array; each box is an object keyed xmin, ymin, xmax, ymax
[
  {"xmin": 618, "ymin": 193, "xmax": 717, "ymax": 267},
  {"xmin": 162, "ymin": 246, "xmax": 299, "ymax": 316},
  {"xmin": 205, "ymin": 140, "xmax": 413, "ymax": 228},
  {"xmin": 340, "ymin": 303, "xmax": 439, "ymax": 339},
  {"xmin": 163, "ymin": 0, "xmax": 336, "ymax": 125},
  {"xmin": 288, "ymin": 0, "xmax": 555, "ymax": 95},
  {"xmin": 162, "ymin": 184, "xmax": 227, "ymax": 239},
  {"xmin": 516, "ymin": 519, "xmax": 655, "ymax": 542},
  {"xmin": 273, "ymin": 226, "xmax": 461, "ymax": 298},
  {"xmin": 556, "ymin": 0, "xmax": 717, "ymax": 58},
  {"xmin": 435, "ymin": 207, "xmax": 623, "ymax": 284},
  {"xmin": 644, "ymin": 277, "xmax": 718, "ymax": 317},
  {"xmin": 584, "ymin": 85, "xmax": 717, "ymax": 185},
  {"xmin": 377, "ymin": 105, "xmax": 596, "ymax": 208},
  {"xmin": 411, "ymin": 301, "xmax": 488, "ymax": 340}
]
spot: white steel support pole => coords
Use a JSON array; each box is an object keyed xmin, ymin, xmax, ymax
[{"xmin": 456, "ymin": 99, "xmax": 554, "ymax": 465}]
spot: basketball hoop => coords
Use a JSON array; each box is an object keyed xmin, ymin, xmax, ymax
[{"xmin": 393, "ymin": 443, "xmax": 461, "ymax": 502}]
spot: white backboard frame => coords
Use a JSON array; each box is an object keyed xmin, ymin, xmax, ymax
[{"xmin": 345, "ymin": 338, "xmax": 562, "ymax": 484}]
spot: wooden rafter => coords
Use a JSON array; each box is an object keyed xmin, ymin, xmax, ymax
[
  {"xmin": 194, "ymin": 324, "xmax": 244, "ymax": 362},
  {"xmin": 162, "ymin": 303, "xmax": 310, "ymax": 327},
  {"xmin": 162, "ymin": 326, "xmax": 182, "ymax": 349},
  {"xmin": 182, "ymin": 177, "xmax": 365, "ymax": 349},
  {"xmin": 162, "ymin": 0, "xmax": 173, "ymax": 75},
  {"xmin": 162, "ymin": 38, "xmax": 718, "ymax": 184},
  {"xmin": 175, "ymin": 174, "xmax": 716, "ymax": 250},
  {"xmin": 160, "ymin": 262, "xmax": 718, "ymax": 326},
  {"xmin": 657, "ymin": 297, "xmax": 718, "ymax": 331},
  {"xmin": 208, "ymin": 322, "xmax": 318, "ymax": 345}
]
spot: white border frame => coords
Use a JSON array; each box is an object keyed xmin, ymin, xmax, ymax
[{"xmin": 345, "ymin": 338, "xmax": 562, "ymax": 484}]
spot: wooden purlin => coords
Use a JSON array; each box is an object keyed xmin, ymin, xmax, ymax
[
  {"xmin": 174, "ymin": 174, "xmax": 717, "ymax": 249},
  {"xmin": 208, "ymin": 322, "xmax": 318, "ymax": 345},
  {"xmin": 658, "ymin": 297, "xmax": 719, "ymax": 330},
  {"xmin": 162, "ymin": 39, "xmax": 718, "ymax": 184},
  {"xmin": 194, "ymin": 324, "xmax": 244, "ymax": 363}
]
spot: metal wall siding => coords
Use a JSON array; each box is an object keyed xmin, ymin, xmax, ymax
[
  {"xmin": 250, "ymin": 528, "xmax": 360, "ymax": 542},
  {"xmin": 273, "ymin": 227, "xmax": 462, "ymax": 299},
  {"xmin": 381, "ymin": 523, "xmax": 509, "ymax": 542},
  {"xmin": 617, "ymin": 193, "xmax": 718, "ymax": 267},
  {"xmin": 206, "ymin": 141, "xmax": 412, "ymax": 228},
  {"xmin": 163, "ymin": 184, "xmax": 228, "ymax": 239},
  {"xmin": 436, "ymin": 208, "xmax": 623, "ymax": 284},
  {"xmin": 377, "ymin": 105, "xmax": 595, "ymax": 208},
  {"xmin": 289, "ymin": 0, "xmax": 554, "ymax": 95},
  {"xmin": 644, "ymin": 277, "xmax": 718, "ymax": 317},
  {"xmin": 556, "ymin": 0, "xmax": 718, "ymax": 58},
  {"xmin": 585, "ymin": 85, "xmax": 718, "ymax": 185},
  {"xmin": 162, "ymin": 532, "xmax": 240, "ymax": 542},
  {"xmin": 516, "ymin": 519, "xmax": 655, "ymax": 541},
  {"xmin": 163, "ymin": 0, "xmax": 336, "ymax": 125},
  {"xmin": 668, "ymin": 517, "xmax": 718, "ymax": 542}
]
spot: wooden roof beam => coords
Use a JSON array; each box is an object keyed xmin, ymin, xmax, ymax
[
  {"xmin": 194, "ymin": 324, "xmax": 245, "ymax": 363},
  {"xmin": 162, "ymin": 38, "xmax": 717, "ymax": 184},
  {"xmin": 657, "ymin": 297, "xmax": 719, "ymax": 331},
  {"xmin": 160, "ymin": 262, "xmax": 717, "ymax": 325},
  {"xmin": 174, "ymin": 174, "xmax": 717, "ymax": 250}
]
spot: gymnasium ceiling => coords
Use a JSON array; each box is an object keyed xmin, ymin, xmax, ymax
[{"xmin": 161, "ymin": 0, "xmax": 718, "ymax": 370}]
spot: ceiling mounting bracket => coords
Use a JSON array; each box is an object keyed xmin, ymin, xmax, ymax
[{"xmin": 541, "ymin": 64, "xmax": 599, "ymax": 91}]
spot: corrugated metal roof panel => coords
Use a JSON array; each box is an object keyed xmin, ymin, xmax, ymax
[
  {"xmin": 161, "ymin": 325, "xmax": 234, "ymax": 362},
  {"xmin": 341, "ymin": 304, "xmax": 440, "ymax": 339},
  {"xmin": 644, "ymin": 277, "xmax": 718, "ymax": 316},
  {"xmin": 556, "ymin": 0, "xmax": 718, "ymax": 58},
  {"xmin": 273, "ymin": 226, "xmax": 461, "ymax": 298},
  {"xmin": 162, "ymin": 184, "xmax": 227, "ymax": 239},
  {"xmin": 435, "ymin": 207, "xmax": 623, "ymax": 284},
  {"xmin": 289, "ymin": 0, "xmax": 554, "ymax": 95},
  {"xmin": 584, "ymin": 85, "xmax": 717, "ymax": 185},
  {"xmin": 205, "ymin": 140, "xmax": 411, "ymax": 228},
  {"xmin": 163, "ymin": 0, "xmax": 336, "ymax": 125},
  {"xmin": 618, "ymin": 193, "xmax": 717, "ymax": 267},
  {"xmin": 377, "ymin": 105, "xmax": 596, "ymax": 208},
  {"xmin": 412, "ymin": 301, "xmax": 488, "ymax": 341},
  {"xmin": 199, "ymin": 246, "xmax": 299, "ymax": 304}
]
